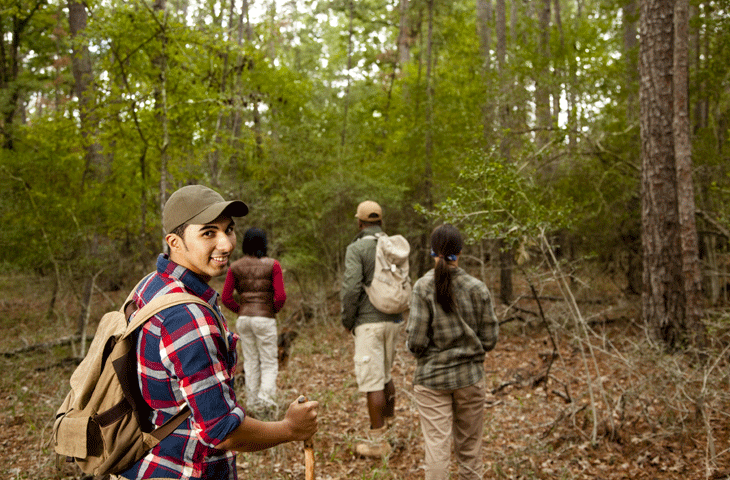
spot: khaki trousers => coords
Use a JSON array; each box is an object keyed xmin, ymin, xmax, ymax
[{"xmin": 413, "ymin": 379, "xmax": 485, "ymax": 480}]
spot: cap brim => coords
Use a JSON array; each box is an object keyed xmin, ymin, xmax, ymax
[{"xmin": 187, "ymin": 200, "xmax": 248, "ymax": 225}]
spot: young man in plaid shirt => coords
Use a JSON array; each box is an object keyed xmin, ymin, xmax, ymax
[{"xmin": 118, "ymin": 185, "xmax": 318, "ymax": 480}]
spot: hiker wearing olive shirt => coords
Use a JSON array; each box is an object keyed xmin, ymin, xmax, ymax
[{"xmin": 341, "ymin": 200, "xmax": 403, "ymax": 458}]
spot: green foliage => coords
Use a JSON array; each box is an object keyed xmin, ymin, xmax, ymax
[
  {"xmin": 421, "ymin": 149, "xmax": 573, "ymax": 246},
  {"xmin": 1, "ymin": 0, "xmax": 730, "ymax": 296}
]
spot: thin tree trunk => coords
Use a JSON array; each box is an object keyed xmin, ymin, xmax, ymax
[
  {"xmin": 207, "ymin": 0, "xmax": 236, "ymax": 189},
  {"xmin": 535, "ymin": 0, "xmax": 551, "ymax": 150},
  {"xmin": 397, "ymin": 0, "xmax": 411, "ymax": 67},
  {"xmin": 476, "ymin": 0, "xmax": 493, "ymax": 146},
  {"xmin": 152, "ymin": 0, "xmax": 170, "ymax": 248},
  {"xmin": 340, "ymin": 0, "xmax": 354, "ymax": 149},
  {"xmin": 690, "ymin": 2, "xmax": 706, "ymax": 133},
  {"xmin": 496, "ymin": 0, "xmax": 513, "ymax": 301},
  {"xmin": 552, "ymin": 0, "xmax": 564, "ymax": 132},
  {"xmin": 499, "ymin": 240, "xmax": 513, "ymax": 304},
  {"xmin": 68, "ymin": 0, "xmax": 103, "ymax": 188},
  {"xmin": 673, "ymin": 0, "xmax": 704, "ymax": 345},
  {"xmin": 623, "ymin": 0, "xmax": 639, "ymax": 121},
  {"xmin": 417, "ymin": 0, "xmax": 436, "ymax": 278}
]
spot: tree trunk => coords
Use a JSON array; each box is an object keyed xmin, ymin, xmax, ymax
[
  {"xmin": 623, "ymin": 0, "xmax": 639, "ymax": 121},
  {"xmin": 673, "ymin": 0, "xmax": 704, "ymax": 344},
  {"xmin": 1, "ymin": 7, "xmax": 40, "ymax": 150},
  {"xmin": 552, "ymin": 0, "xmax": 564, "ymax": 130},
  {"xmin": 499, "ymin": 240, "xmax": 513, "ymax": 304},
  {"xmin": 152, "ymin": 0, "xmax": 170, "ymax": 248},
  {"xmin": 496, "ymin": 0, "xmax": 513, "ymax": 301},
  {"xmin": 341, "ymin": 0, "xmax": 354, "ymax": 149},
  {"xmin": 535, "ymin": 0, "xmax": 551, "ymax": 150},
  {"xmin": 476, "ymin": 0, "xmax": 492, "ymax": 146},
  {"xmin": 68, "ymin": 0, "xmax": 103, "ymax": 189},
  {"xmin": 690, "ymin": 2, "xmax": 706, "ymax": 133},
  {"xmin": 639, "ymin": 0, "xmax": 701, "ymax": 348},
  {"xmin": 397, "ymin": 0, "xmax": 411, "ymax": 67},
  {"xmin": 417, "ymin": 0, "xmax": 436, "ymax": 278}
]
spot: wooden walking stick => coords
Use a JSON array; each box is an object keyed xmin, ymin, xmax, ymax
[{"xmin": 298, "ymin": 396, "xmax": 315, "ymax": 480}]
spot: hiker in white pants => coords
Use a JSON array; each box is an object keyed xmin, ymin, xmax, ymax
[
  {"xmin": 222, "ymin": 227, "xmax": 287, "ymax": 414},
  {"xmin": 237, "ymin": 314, "xmax": 279, "ymax": 408}
]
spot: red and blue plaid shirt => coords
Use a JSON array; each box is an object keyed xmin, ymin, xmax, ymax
[{"xmin": 120, "ymin": 254, "xmax": 243, "ymax": 479}]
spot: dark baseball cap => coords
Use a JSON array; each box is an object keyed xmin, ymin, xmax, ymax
[{"xmin": 163, "ymin": 185, "xmax": 248, "ymax": 234}]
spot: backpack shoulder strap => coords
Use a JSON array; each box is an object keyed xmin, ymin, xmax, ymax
[
  {"xmin": 150, "ymin": 405, "xmax": 191, "ymax": 442},
  {"xmin": 361, "ymin": 232, "xmax": 384, "ymax": 242},
  {"xmin": 124, "ymin": 292, "xmax": 230, "ymax": 351}
]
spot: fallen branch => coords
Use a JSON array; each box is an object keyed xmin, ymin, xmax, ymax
[
  {"xmin": 491, "ymin": 380, "xmax": 520, "ymax": 394},
  {"xmin": 1, "ymin": 335, "xmax": 81, "ymax": 357},
  {"xmin": 34, "ymin": 357, "xmax": 80, "ymax": 371},
  {"xmin": 535, "ymin": 295, "xmax": 611, "ymax": 305},
  {"xmin": 586, "ymin": 315, "xmax": 628, "ymax": 327},
  {"xmin": 541, "ymin": 404, "xmax": 588, "ymax": 439},
  {"xmin": 499, "ymin": 315, "xmax": 528, "ymax": 326}
]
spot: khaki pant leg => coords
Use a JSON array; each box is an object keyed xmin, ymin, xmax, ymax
[
  {"xmin": 414, "ymin": 384, "xmax": 453, "ymax": 480},
  {"xmin": 382, "ymin": 321, "xmax": 402, "ymax": 384},
  {"xmin": 452, "ymin": 379, "xmax": 485, "ymax": 480}
]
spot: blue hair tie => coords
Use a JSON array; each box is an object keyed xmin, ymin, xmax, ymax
[{"xmin": 430, "ymin": 250, "xmax": 458, "ymax": 262}]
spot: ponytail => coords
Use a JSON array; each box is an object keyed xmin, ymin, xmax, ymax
[
  {"xmin": 430, "ymin": 224, "xmax": 463, "ymax": 314},
  {"xmin": 434, "ymin": 256, "xmax": 455, "ymax": 313}
]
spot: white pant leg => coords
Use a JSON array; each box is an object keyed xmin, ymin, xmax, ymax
[
  {"xmin": 237, "ymin": 316, "xmax": 261, "ymax": 408},
  {"xmin": 252, "ymin": 317, "xmax": 279, "ymax": 405}
]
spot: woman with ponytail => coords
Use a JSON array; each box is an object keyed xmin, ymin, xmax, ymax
[{"xmin": 406, "ymin": 224, "xmax": 499, "ymax": 480}]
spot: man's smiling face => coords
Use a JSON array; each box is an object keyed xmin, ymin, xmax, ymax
[{"xmin": 167, "ymin": 216, "xmax": 236, "ymax": 283}]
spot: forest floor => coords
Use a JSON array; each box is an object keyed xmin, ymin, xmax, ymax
[{"xmin": 1, "ymin": 268, "xmax": 730, "ymax": 479}]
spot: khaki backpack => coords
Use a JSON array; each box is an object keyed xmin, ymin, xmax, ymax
[
  {"xmin": 53, "ymin": 286, "xmax": 228, "ymax": 476},
  {"xmin": 363, "ymin": 232, "xmax": 412, "ymax": 314}
]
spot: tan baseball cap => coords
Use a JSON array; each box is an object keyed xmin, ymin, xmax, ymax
[
  {"xmin": 355, "ymin": 200, "xmax": 382, "ymax": 222},
  {"xmin": 163, "ymin": 185, "xmax": 248, "ymax": 234}
]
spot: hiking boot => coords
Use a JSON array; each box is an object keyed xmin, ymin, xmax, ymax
[{"xmin": 355, "ymin": 426, "xmax": 392, "ymax": 458}]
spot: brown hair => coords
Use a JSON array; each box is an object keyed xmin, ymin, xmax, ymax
[{"xmin": 430, "ymin": 224, "xmax": 463, "ymax": 313}]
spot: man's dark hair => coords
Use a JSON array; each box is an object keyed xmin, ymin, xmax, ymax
[
  {"xmin": 359, "ymin": 219, "xmax": 383, "ymax": 227},
  {"xmin": 170, "ymin": 223, "xmax": 188, "ymax": 240}
]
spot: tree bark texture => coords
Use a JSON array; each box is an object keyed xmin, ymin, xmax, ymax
[
  {"xmin": 68, "ymin": 0, "xmax": 103, "ymax": 188},
  {"xmin": 397, "ymin": 0, "xmax": 411, "ymax": 67},
  {"xmin": 152, "ymin": 0, "xmax": 170, "ymax": 248},
  {"xmin": 476, "ymin": 0, "xmax": 493, "ymax": 146},
  {"xmin": 417, "ymin": 0, "xmax": 435, "ymax": 278},
  {"xmin": 673, "ymin": 0, "xmax": 704, "ymax": 342},
  {"xmin": 639, "ymin": 0, "xmax": 697, "ymax": 348},
  {"xmin": 535, "ymin": 0, "xmax": 551, "ymax": 150},
  {"xmin": 623, "ymin": 0, "xmax": 639, "ymax": 121}
]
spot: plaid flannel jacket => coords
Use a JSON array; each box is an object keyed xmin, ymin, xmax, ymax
[
  {"xmin": 120, "ymin": 254, "xmax": 243, "ymax": 479},
  {"xmin": 407, "ymin": 267, "xmax": 498, "ymax": 391}
]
